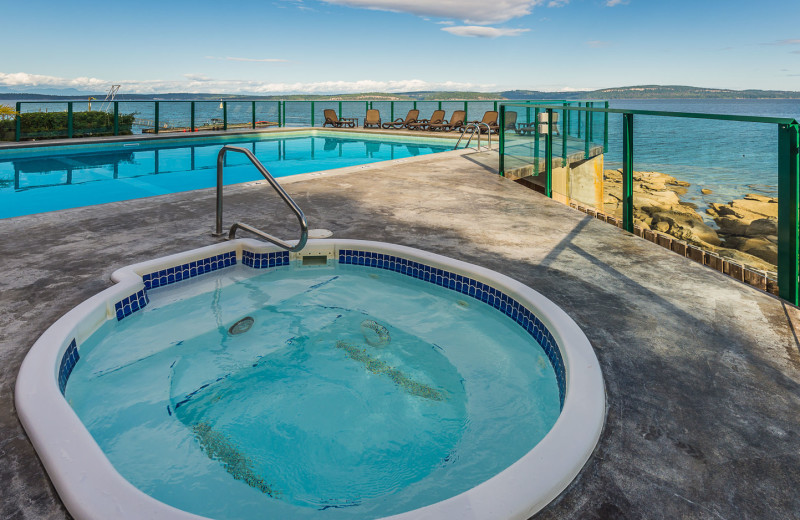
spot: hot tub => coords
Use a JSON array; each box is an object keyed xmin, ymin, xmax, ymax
[{"xmin": 16, "ymin": 239, "xmax": 605, "ymax": 520}]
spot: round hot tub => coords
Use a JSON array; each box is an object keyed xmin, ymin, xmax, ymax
[{"xmin": 16, "ymin": 239, "xmax": 605, "ymax": 520}]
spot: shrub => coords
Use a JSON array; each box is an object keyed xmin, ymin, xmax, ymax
[{"xmin": 0, "ymin": 110, "xmax": 135, "ymax": 141}]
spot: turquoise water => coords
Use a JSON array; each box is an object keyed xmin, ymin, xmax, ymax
[
  {"xmin": 0, "ymin": 132, "xmax": 452, "ymax": 218},
  {"xmin": 605, "ymin": 99, "xmax": 799, "ymax": 208},
  {"xmin": 65, "ymin": 263, "xmax": 560, "ymax": 519}
]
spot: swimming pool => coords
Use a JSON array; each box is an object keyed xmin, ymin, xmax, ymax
[
  {"xmin": 0, "ymin": 131, "xmax": 455, "ymax": 219},
  {"xmin": 17, "ymin": 239, "xmax": 605, "ymax": 520}
]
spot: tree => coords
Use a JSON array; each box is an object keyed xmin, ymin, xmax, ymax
[{"xmin": 0, "ymin": 104, "xmax": 19, "ymax": 120}]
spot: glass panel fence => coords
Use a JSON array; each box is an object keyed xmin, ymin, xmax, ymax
[
  {"xmin": 255, "ymin": 101, "xmax": 280, "ymax": 128},
  {"xmin": 633, "ymin": 115, "xmax": 778, "ymax": 286},
  {"xmin": 118, "ymin": 102, "xmax": 147, "ymax": 135},
  {"xmin": 194, "ymin": 101, "xmax": 224, "ymax": 132},
  {"xmin": 501, "ymin": 105, "xmax": 546, "ymax": 191},
  {"xmin": 19, "ymin": 102, "xmax": 69, "ymax": 140},
  {"xmin": 70, "ymin": 101, "xmax": 111, "ymax": 137},
  {"xmin": 311, "ymin": 102, "xmax": 333, "ymax": 127},
  {"xmin": 341, "ymin": 101, "xmax": 365, "ymax": 127},
  {"xmin": 226, "ymin": 102, "xmax": 252, "ymax": 130},
  {"xmin": 284, "ymin": 101, "xmax": 310, "ymax": 127},
  {"xmin": 501, "ymin": 103, "xmax": 797, "ymax": 301},
  {"xmin": 389, "ymin": 102, "xmax": 415, "ymax": 125},
  {"xmin": 368, "ymin": 102, "xmax": 391, "ymax": 127},
  {"xmin": 157, "ymin": 102, "xmax": 191, "ymax": 133},
  {"xmin": 414, "ymin": 101, "xmax": 439, "ymax": 124}
]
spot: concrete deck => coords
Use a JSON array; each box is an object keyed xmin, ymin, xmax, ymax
[{"xmin": 2, "ymin": 149, "xmax": 799, "ymax": 519}]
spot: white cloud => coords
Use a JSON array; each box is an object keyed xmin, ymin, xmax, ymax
[
  {"xmin": 586, "ymin": 40, "xmax": 611, "ymax": 48},
  {"xmin": 605, "ymin": 0, "xmax": 628, "ymax": 5},
  {"xmin": 0, "ymin": 72, "xmax": 108, "ymax": 89},
  {"xmin": 0, "ymin": 71, "xmax": 496, "ymax": 95},
  {"xmin": 442, "ymin": 26, "xmax": 530, "ymax": 38},
  {"xmin": 317, "ymin": 0, "xmax": 553, "ymax": 24}
]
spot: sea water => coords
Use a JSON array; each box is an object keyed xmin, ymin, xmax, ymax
[
  {"xmin": 606, "ymin": 99, "xmax": 799, "ymax": 210},
  {"xmin": 65, "ymin": 262, "xmax": 561, "ymax": 519}
]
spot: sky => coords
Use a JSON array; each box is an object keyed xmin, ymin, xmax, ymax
[{"xmin": 1, "ymin": 0, "xmax": 799, "ymax": 94}]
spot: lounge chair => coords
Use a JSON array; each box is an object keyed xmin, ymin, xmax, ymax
[
  {"xmin": 428, "ymin": 110, "xmax": 466, "ymax": 132},
  {"xmin": 470, "ymin": 111, "xmax": 499, "ymax": 133},
  {"xmin": 518, "ymin": 112, "xmax": 560, "ymax": 136},
  {"xmin": 322, "ymin": 109, "xmax": 355, "ymax": 128},
  {"xmin": 382, "ymin": 109, "xmax": 419, "ymax": 129},
  {"xmin": 408, "ymin": 109, "xmax": 445, "ymax": 131},
  {"xmin": 363, "ymin": 109, "xmax": 381, "ymax": 129},
  {"xmin": 504, "ymin": 111, "xmax": 518, "ymax": 132}
]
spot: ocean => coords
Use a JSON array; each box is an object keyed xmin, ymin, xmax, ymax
[
  {"xmin": 3, "ymin": 97, "xmax": 799, "ymax": 210},
  {"xmin": 604, "ymin": 99, "xmax": 799, "ymax": 209}
]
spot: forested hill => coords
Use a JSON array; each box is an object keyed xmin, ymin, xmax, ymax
[
  {"xmin": 1, "ymin": 85, "xmax": 798, "ymax": 101},
  {"xmin": 501, "ymin": 85, "xmax": 800, "ymax": 99}
]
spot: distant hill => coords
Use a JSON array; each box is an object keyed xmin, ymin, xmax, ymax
[{"xmin": 1, "ymin": 85, "xmax": 798, "ymax": 101}]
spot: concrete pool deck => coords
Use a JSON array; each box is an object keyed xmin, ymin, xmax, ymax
[{"xmin": 2, "ymin": 148, "xmax": 799, "ymax": 519}]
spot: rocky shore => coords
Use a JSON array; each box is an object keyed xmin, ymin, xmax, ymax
[{"xmin": 603, "ymin": 169, "xmax": 777, "ymax": 274}]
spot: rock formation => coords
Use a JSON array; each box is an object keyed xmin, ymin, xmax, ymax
[
  {"xmin": 707, "ymin": 194, "xmax": 777, "ymax": 266},
  {"xmin": 602, "ymin": 169, "xmax": 777, "ymax": 273}
]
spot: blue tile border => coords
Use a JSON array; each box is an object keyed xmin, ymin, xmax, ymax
[
  {"xmin": 58, "ymin": 339, "xmax": 79, "ymax": 395},
  {"xmin": 114, "ymin": 288, "xmax": 150, "ymax": 321},
  {"xmin": 142, "ymin": 251, "xmax": 237, "ymax": 290},
  {"xmin": 242, "ymin": 250, "xmax": 290, "ymax": 269},
  {"xmin": 338, "ymin": 249, "xmax": 567, "ymax": 408}
]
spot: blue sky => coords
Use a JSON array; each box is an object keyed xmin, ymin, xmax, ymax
[{"xmin": 2, "ymin": 0, "xmax": 798, "ymax": 94}]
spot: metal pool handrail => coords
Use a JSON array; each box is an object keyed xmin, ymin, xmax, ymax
[
  {"xmin": 214, "ymin": 145, "xmax": 308, "ymax": 251},
  {"xmin": 454, "ymin": 122, "xmax": 492, "ymax": 151}
]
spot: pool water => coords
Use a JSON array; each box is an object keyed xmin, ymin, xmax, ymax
[
  {"xmin": 0, "ymin": 132, "xmax": 453, "ymax": 218},
  {"xmin": 65, "ymin": 262, "xmax": 561, "ymax": 519}
]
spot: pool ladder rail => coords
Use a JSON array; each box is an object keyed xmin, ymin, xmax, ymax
[
  {"xmin": 454, "ymin": 122, "xmax": 493, "ymax": 151},
  {"xmin": 213, "ymin": 145, "xmax": 309, "ymax": 252}
]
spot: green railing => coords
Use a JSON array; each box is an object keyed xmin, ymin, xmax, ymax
[
  {"xmin": 8, "ymin": 99, "xmax": 561, "ymax": 142},
  {"xmin": 499, "ymin": 102, "xmax": 799, "ymax": 304}
]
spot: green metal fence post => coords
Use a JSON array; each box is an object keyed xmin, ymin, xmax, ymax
[
  {"xmin": 588, "ymin": 102, "xmax": 594, "ymax": 141},
  {"xmin": 499, "ymin": 105, "xmax": 505, "ymax": 177},
  {"xmin": 15, "ymin": 102, "xmax": 21, "ymax": 141},
  {"xmin": 565, "ymin": 103, "xmax": 571, "ymax": 135},
  {"xmin": 438, "ymin": 101, "xmax": 442, "ymax": 111},
  {"xmin": 585, "ymin": 106, "xmax": 591, "ymax": 160},
  {"xmin": 493, "ymin": 101, "xmax": 498, "ymax": 112},
  {"xmin": 338, "ymin": 101, "xmax": 342, "ymax": 119},
  {"xmin": 604, "ymin": 101, "xmax": 609, "ymax": 153},
  {"xmin": 67, "ymin": 102, "xmax": 74, "ymax": 138},
  {"xmin": 223, "ymin": 101, "xmax": 228, "ymax": 131},
  {"xmin": 534, "ymin": 107, "xmax": 540, "ymax": 173},
  {"xmin": 413, "ymin": 101, "xmax": 417, "ymax": 111},
  {"xmin": 311, "ymin": 101, "xmax": 315, "ymax": 127},
  {"xmin": 577, "ymin": 102, "xmax": 581, "ymax": 138},
  {"xmin": 113, "ymin": 102, "xmax": 119, "ymax": 135},
  {"xmin": 464, "ymin": 101, "xmax": 468, "ymax": 118},
  {"xmin": 545, "ymin": 108, "xmax": 553, "ymax": 198},
  {"xmin": 191, "ymin": 102, "xmax": 195, "ymax": 132},
  {"xmin": 279, "ymin": 101, "xmax": 283, "ymax": 127},
  {"xmin": 561, "ymin": 108, "xmax": 567, "ymax": 166},
  {"xmin": 154, "ymin": 102, "xmax": 159, "ymax": 135},
  {"xmin": 622, "ymin": 112, "xmax": 634, "ymax": 233},
  {"xmin": 252, "ymin": 101, "xmax": 256, "ymax": 129},
  {"xmin": 778, "ymin": 122, "xmax": 800, "ymax": 304}
]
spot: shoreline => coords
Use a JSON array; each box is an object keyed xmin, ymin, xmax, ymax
[{"xmin": 603, "ymin": 169, "xmax": 777, "ymax": 275}]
